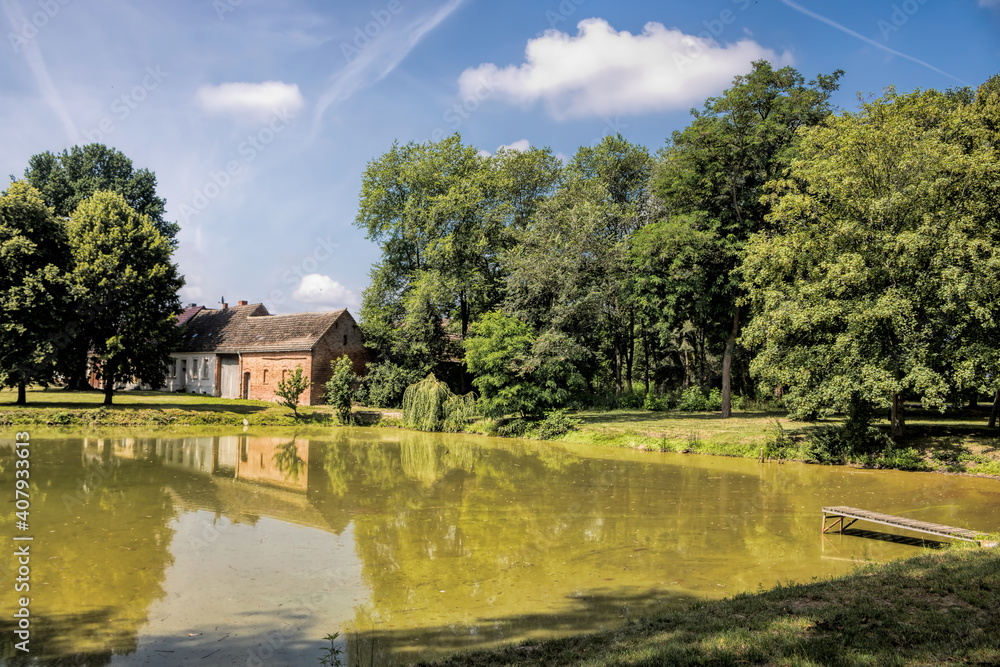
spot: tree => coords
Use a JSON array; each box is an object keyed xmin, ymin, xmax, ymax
[
  {"xmin": 324, "ymin": 355, "xmax": 356, "ymax": 424},
  {"xmin": 19, "ymin": 144, "xmax": 175, "ymax": 390},
  {"xmin": 653, "ymin": 60, "xmax": 843, "ymax": 417},
  {"xmin": 276, "ymin": 365, "xmax": 310, "ymax": 418},
  {"xmin": 22, "ymin": 144, "xmax": 175, "ymax": 239},
  {"xmin": 504, "ymin": 134, "xmax": 652, "ymax": 395},
  {"xmin": 742, "ymin": 86, "xmax": 1000, "ymax": 437},
  {"xmin": 464, "ymin": 311, "xmax": 585, "ymax": 418},
  {"xmin": 68, "ymin": 191, "xmax": 183, "ymax": 405},
  {"xmin": 356, "ymin": 134, "xmax": 561, "ymax": 378},
  {"xmin": 0, "ymin": 182, "xmax": 71, "ymax": 404}
]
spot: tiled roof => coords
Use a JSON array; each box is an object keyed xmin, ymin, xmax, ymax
[
  {"xmin": 177, "ymin": 304, "xmax": 347, "ymax": 353},
  {"xmin": 176, "ymin": 306, "xmax": 204, "ymax": 327}
]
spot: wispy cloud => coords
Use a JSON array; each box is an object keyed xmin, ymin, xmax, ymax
[
  {"xmin": 310, "ymin": 0, "xmax": 465, "ymax": 134},
  {"xmin": 779, "ymin": 0, "xmax": 970, "ymax": 86},
  {"xmin": 2, "ymin": 0, "xmax": 79, "ymax": 143}
]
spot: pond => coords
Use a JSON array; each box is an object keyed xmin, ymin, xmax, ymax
[{"xmin": 1, "ymin": 429, "xmax": 998, "ymax": 665}]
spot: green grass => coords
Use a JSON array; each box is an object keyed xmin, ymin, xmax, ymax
[
  {"xmin": 0, "ymin": 388, "xmax": 337, "ymax": 426},
  {"xmin": 551, "ymin": 407, "xmax": 1000, "ymax": 476},
  {"xmin": 414, "ymin": 547, "xmax": 1000, "ymax": 666}
]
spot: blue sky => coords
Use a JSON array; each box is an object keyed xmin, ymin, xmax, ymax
[{"xmin": 1, "ymin": 0, "xmax": 997, "ymax": 315}]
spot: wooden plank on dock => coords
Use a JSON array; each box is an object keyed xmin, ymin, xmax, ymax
[{"xmin": 821, "ymin": 506, "xmax": 998, "ymax": 547}]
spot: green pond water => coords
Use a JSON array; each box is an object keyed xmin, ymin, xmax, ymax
[{"xmin": 1, "ymin": 428, "xmax": 999, "ymax": 665}]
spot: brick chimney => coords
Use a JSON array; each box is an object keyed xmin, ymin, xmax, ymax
[
  {"xmin": 237, "ymin": 300, "xmax": 248, "ymax": 306},
  {"xmin": 221, "ymin": 302, "xmax": 228, "ymax": 309}
]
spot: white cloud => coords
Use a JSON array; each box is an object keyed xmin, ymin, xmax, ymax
[
  {"xmin": 458, "ymin": 18, "xmax": 793, "ymax": 119},
  {"xmin": 196, "ymin": 81, "xmax": 304, "ymax": 121},
  {"xmin": 291, "ymin": 273, "xmax": 356, "ymax": 308},
  {"xmin": 498, "ymin": 139, "xmax": 531, "ymax": 152}
]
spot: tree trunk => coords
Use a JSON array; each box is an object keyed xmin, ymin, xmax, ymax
[
  {"xmin": 989, "ymin": 389, "xmax": 1000, "ymax": 429},
  {"xmin": 890, "ymin": 392, "xmax": 905, "ymax": 437},
  {"xmin": 16, "ymin": 382, "xmax": 26, "ymax": 406},
  {"xmin": 642, "ymin": 328, "xmax": 650, "ymax": 394},
  {"xmin": 103, "ymin": 377, "xmax": 115, "ymax": 406},
  {"xmin": 625, "ymin": 308, "xmax": 635, "ymax": 393},
  {"xmin": 720, "ymin": 305, "xmax": 742, "ymax": 419}
]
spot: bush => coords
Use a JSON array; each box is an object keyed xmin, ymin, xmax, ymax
[
  {"xmin": 496, "ymin": 418, "xmax": 530, "ymax": 438},
  {"xmin": 642, "ymin": 392, "xmax": 669, "ymax": 411},
  {"xmin": 676, "ymin": 387, "xmax": 710, "ymax": 411},
  {"xmin": 532, "ymin": 409, "xmax": 581, "ymax": 440},
  {"xmin": 357, "ymin": 362, "xmax": 421, "ymax": 409}
]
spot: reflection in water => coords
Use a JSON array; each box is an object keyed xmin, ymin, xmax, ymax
[{"xmin": 1, "ymin": 431, "xmax": 999, "ymax": 665}]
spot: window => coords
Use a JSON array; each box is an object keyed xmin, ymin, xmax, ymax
[
  {"xmin": 192, "ymin": 358, "xmax": 200, "ymax": 379},
  {"xmin": 343, "ymin": 335, "xmax": 348, "ymax": 346},
  {"xmin": 202, "ymin": 358, "xmax": 210, "ymax": 379},
  {"xmin": 263, "ymin": 369, "xmax": 268, "ymax": 384},
  {"xmin": 169, "ymin": 361, "xmax": 176, "ymax": 378}
]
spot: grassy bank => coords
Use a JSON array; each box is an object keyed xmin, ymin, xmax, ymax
[
  {"xmin": 0, "ymin": 388, "xmax": 337, "ymax": 426},
  {"xmin": 550, "ymin": 408, "xmax": 1000, "ymax": 477},
  {"xmin": 413, "ymin": 547, "xmax": 1000, "ymax": 666}
]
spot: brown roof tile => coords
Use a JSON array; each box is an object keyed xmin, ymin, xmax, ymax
[{"xmin": 177, "ymin": 304, "xmax": 348, "ymax": 353}]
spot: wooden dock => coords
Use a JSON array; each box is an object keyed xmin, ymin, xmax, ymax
[{"xmin": 822, "ymin": 506, "xmax": 998, "ymax": 547}]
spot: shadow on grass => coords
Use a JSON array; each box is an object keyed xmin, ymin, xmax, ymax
[
  {"xmin": 338, "ymin": 588, "xmax": 699, "ymax": 666},
  {"xmin": 411, "ymin": 549, "xmax": 1000, "ymax": 667},
  {"xmin": 572, "ymin": 410, "xmax": 789, "ymax": 426}
]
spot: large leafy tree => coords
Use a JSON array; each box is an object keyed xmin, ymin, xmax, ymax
[
  {"xmin": 0, "ymin": 182, "xmax": 71, "ymax": 404},
  {"xmin": 68, "ymin": 191, "xmax": 183, "ymax": 405},
  {"xmin": 653, "ymin": 60, "xmax": 843, "ymax": 416},
  {"xmin": 356, "ymin": 134, "xmax": 561, "ymax": 378},
  {"xmin": 504, "ymin": 134, "xmax": 652, "ymax": 394},
  {"xmin": 19, "ymin": 144, "xmax": 175, "ymax": 390},
  {"xmin": 742, "ymin": 85, "xmax": 1000, "ymax": 437},
  {"xmin": 22, "ymin": 144, "xmax": 175, "ymax": 239}
]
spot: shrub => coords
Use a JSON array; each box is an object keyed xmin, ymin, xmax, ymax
[
  {"xmin": 676, "ymin": 387, "xmax": 709, "ymax": 411},
  {"xmin": 324, "ymin": 356, "xmax": 356, "ymax": 424},
  {"xmin": 642, "ymin": 392, "xmax": 669, "ymax": 411},
  {"xmin": 275, "ymin": 366, "xmax": 309, "ymax": 418},
  {"xmin": 532, "ymin": 409, "xmax": 581, "ymax": 440},
  {"xmin": 357, "ymin": 361, "xmax": 420, "ymax": 409}
]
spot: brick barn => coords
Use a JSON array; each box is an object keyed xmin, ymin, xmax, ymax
[{"xmin": 164, "ymin": 301, "xmax": 367, "ymax": 405}]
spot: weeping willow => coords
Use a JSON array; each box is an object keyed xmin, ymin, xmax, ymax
[{"xmin": 402, "ymin": 374, "xmax": 478, "ymax": 432}]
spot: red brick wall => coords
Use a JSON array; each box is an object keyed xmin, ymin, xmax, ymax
[
  {"xmin": 308, "ymin": 312, "xmax": 370, "ymax": 405},
  {"xmin": 240, "ymin": 351, "xmax": 312, "ymax": 404}
]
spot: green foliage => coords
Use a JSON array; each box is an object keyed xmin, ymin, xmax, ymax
[
  {"xmin": 532, "ymin": 409, "xmax": 581, "ymax": 440},
  {"xmin": 355, "ymin": 134, "xmax": 561, "ymax": 376},
  {"xmin": 652, "ymin": 61, "xmax": 843, "ymax": 417},
  {"xmin": 743, "ymin": 86, "xmax": 1000, "ymax": 435},
  {"xmin": 442, "ymin": 391, "xmax": 478, "ymax": 433},
  {"xmin": 675, "ymin": 387, "xmax": 722, "ymax": 412},
  {"xmin": 401, "ymin": 373, "xmax": 476, "ymax": 432},
  {"xmin": 642, "ymin": 392, "xmax": 669, "ymax": 411},
  {"xmin": 355, "ymin": 361, "xmax": 419, "ymax": 408},
  {"xmin": 0, "ymin": 181, "xmax": 71, "ymax": 403},
  {"xmin": 68, "ymin": 191, "xmax": 183, "ymax": 405},
  {"xmin": 465, "ymin": 311, "xmax": 586, "ymax": 418},
  {"xmin": 318, "ymin": 632, "xmax": 343, "ymax": 667},
  {"xmin": 23, "ymin": 143, "xmax": 175, "ymax": 239},
  {"xmin": 275, "ymin": 365, "xmax": 310, "ymax": 418},
  {"xmin": 324, "ymin": 355, "xmax": 356, "ymax": 424}
]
